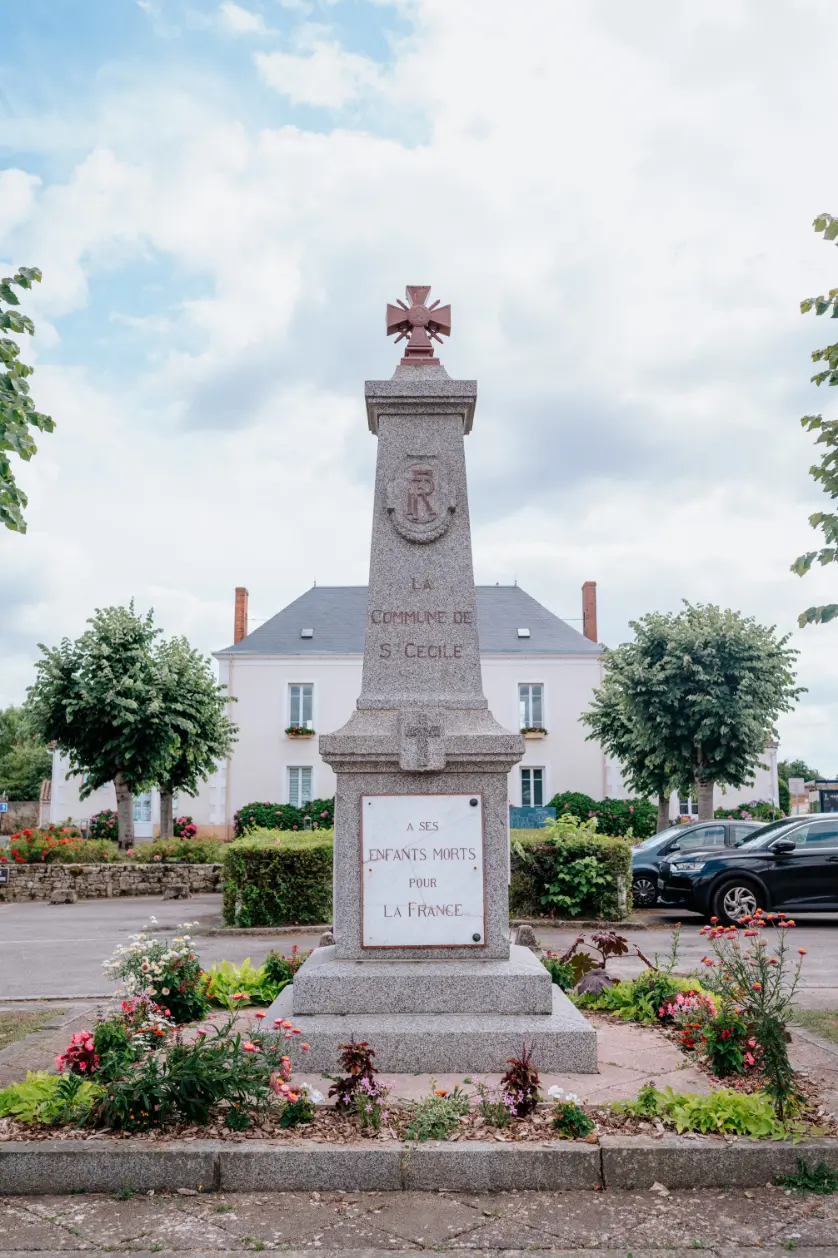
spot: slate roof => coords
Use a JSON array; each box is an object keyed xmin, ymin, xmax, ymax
[{"xmin": 216, "ymin": 585, "xmax": 601, "ymax": 657}]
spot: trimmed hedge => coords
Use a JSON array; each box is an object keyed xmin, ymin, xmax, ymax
[
  {"xmin": 221, "ymin": 824, "xmax": 630, "ymax": 926},
  {"xmin": 222, "ymin": 829, "xmax": 334, "ymax": 926},
  {"xmin": 548, "ymin": 791, "xmax": 658, "ymax": 839},
  {"xmin": 233, "ymin": 798, "xmax": 335, "ymax": 837},
  {"xmin": 509, "ymin": 831, "xmax": 632, "ymax": 920}
]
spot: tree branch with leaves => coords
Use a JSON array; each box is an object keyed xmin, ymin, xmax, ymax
[
  {"xmin": 1, "ymin": 267, "xmax": 54, "ymax": 534},
  {"xmin": 793, "ymin": 214, "xmax": 838, "ymax": 625}
]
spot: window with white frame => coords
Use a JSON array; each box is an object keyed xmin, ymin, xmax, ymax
[
  {"xmin": 289, "ymin": 684, "xmax": 314, "ymax": 729},
  {"xmin": 133, "ymin": 793, "xmax": 152, "ymax": 823},
  {"xmin": 288, "ymin": 766, "xmax": 313, "ymax": 808},
  {"xmin": 679, "ymin": 797, "xmax": 699, "ymax": 817},
  {"xmin": 521, "ymin": 767, "xmax": 544, "ymax": 807},
  {"xmin": 518, "ymin": 683, "xmax": 544, "ymax": 729}
]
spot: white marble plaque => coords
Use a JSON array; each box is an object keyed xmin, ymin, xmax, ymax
[{"xmin": 361, "ymin": 793, "xmax": 485, "ymax": 948}]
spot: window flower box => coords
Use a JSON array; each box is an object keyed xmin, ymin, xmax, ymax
[
  {"xmin": 521, "ymin": 727, "xmax": 548, "ymax": 739},
  {"xmin": 285, "ymin": 725, "xmax": 315, "ymax": 739}
]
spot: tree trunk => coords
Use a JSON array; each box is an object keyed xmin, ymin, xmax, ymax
[
  {"xmin": 159, "ymin": 789, "xmax": 174, "ymax": 839},
  {"xmin": 697, "ymin": 779, "xmax": 715, "ymax": 821},
  {"xmin": 113, "ymin": 771, "xmax": 135, "ymax": 849},
  {"xmin": 657, "ymin": 793, "xmax": 671, "ymax": 832}
]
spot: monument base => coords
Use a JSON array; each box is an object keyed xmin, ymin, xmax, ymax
[
  {"xmin": 292, "ymin": 944, "xmax": 554, "ymax": 1015},
  {"xmin": 266, "ymin": 973, "xmax": 597, "ymax": 1074}
]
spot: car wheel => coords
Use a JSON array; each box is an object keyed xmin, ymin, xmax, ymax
[
  {"xmin": 713, "ymin": 878, "xmax": 762, "ymax": 925},
  {"xmin": 632, "ymin": 875, "xmax": 658, "ymax": 908}
]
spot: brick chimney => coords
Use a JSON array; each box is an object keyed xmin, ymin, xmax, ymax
[
  {"xmin": 234, "ymin": 587, "xmax": 249, "ymax": 645},
  {"xmin": 582, "ymin": 581, "xmax": 597, "ymax": 643}
]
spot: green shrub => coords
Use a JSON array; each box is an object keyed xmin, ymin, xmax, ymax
[
  {"xmin": 547, "ymin": 792, "xmax": 658, "ymax": 839},
  {"xmin": 50, "ymin": 838, "xmax": 121, "ymax": 864},
  {"xmin": 714, "ymin": 799, "xmax": 782, "ymax": 821},
  {"xmin": 510, "ymin": 819, "xmax": 632, "ymax": 920},
  {"xmin": 204, "ymin": 958, "xmax": 286, "ymax": 1008},
  {"xmin": 406, "ymin": 1086, "xmax": 470, "ymax": 1140},
  {"xmin": 264, "ymin": 946, "xmax": 310, "ymax": 985},
  {"xmin": 129, "ymin": 837, "xmax": 224, "ymax": 864},
  {"xmin": 222, "ymin": 831, "xmax": 334, "ymax": 926},
  {"xmin": 89, "ymin": 809, "xmax": 119, "ymax": 841},
  {"xmin": 576, "ymin": 973, "xmax": 710, "ymax": 1023},
  {"xmin": 612, "ymin": 1083, "xmax": 794, "ymax": 1138},
  {"xmin": 233, "ymin": 798, "xmax": 335, "ymax": 837},
  {"xmin": 0, "ymin": 1071, "xmax": 102, "ymax": 1125}
]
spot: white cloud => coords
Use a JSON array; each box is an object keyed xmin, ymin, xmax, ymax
[
  {"xmin": 255, "ymin": 40, "xmax": 382, "ymax": 106},
  {"xmin": 218, "ymin": 3, "xmax": 272, "ymax": 35},
  {"xmin": 4, "ymin": 0, "xmax": 838, "ymax": 773},
  {"xmin": 0, "ymin": 170, "xmax": 41, "ymax": 241}
]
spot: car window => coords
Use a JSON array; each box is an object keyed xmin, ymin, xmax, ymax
[
  {"xmin": 732, "ymin": 824, "xmax": 756, "ymax": 845},
  {"xmin": 670, "ymin": 824, "xmax": 726, "ymax": 852},
  {"xmin": 797, "ymin": 819, "xmax": 838, "ymax": 846}
]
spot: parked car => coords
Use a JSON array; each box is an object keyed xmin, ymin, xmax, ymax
[
  {"xmin": 631, "ymin": 819, "xmax": 763, "ymax": 908},
  {"xmin": 657, "ymin": 813, "xmax": 838, "ymax": 923}
]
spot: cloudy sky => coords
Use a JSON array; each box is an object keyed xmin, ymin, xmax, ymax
[{"xmin": 2, "ymin": 0, "xmax": 838, "ymax": 774}]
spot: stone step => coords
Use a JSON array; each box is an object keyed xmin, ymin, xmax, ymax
[
  {"xmin": 266, "ymin": 983, "xmax": 597, "ymax": 1073},
  {"xmin": 292, "ymin": 944, "xmax": 554, "ymax": 1015}
]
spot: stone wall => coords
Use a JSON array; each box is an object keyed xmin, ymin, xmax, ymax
[
  {"xmin": 0, "ymin": 863, "xmax": 222, "ymax": 902},
  {"xmin": 0, "ymin": 801, "xmax": 39, "ymax": 836}
]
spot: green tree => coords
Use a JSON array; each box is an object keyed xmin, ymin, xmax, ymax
[
  {"xmin": 581, "ymin": 666, "xmax": 678, "ymax": 832},
  {"xmin": 26, "ymin": 605, "xmax": 175, "ymax": 847},
  {"xmin": 777, "ymin": 757, "xmax": 822, "ymax": 783},
  {"xmin": 0, "ymin": 705, "xmax": 52, "ymax": 800},
  {"xmin": 586, "ymin": 603, "xmax": 802, "ymax": 822},
  {"xmin": 1, "ymin": 267, "xmax": 54, "ymax": 534},
  {"xmin": 792, "ymin": 214, "xmax": 838, "ymax": 625},
  {"xmin": 154, "ymin": 636, "xmax": 237, "ymax": 838}
]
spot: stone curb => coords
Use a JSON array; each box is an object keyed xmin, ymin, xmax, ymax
[{"xmin": 3, "ymin": 1135, "xmax": 838, "ymax": 1194}]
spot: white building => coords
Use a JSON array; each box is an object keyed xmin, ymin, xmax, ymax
[{"xmin": 49, "ymin": 582, "xmax": 779, "ymax": 835}]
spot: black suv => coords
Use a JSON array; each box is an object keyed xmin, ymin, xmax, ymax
[
  {"xmin": 657, "ymin": 813, "xmax": 838, "ymax": 923},
  {"xmin": 631, "ymin": 819, "xmax": 763, "ymax": 908}
]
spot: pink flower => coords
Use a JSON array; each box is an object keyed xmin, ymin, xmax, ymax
[
  {"xmin": 255, "ymin": 1011, "xmax": 266, "ymax": 1020},
  {"xmin": 242, "ymin": 1042, "xmax": 260, "ymax": 1053}
]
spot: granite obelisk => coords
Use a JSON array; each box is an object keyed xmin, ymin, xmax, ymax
[{"xmin": 268, "ymin": 288, "xmax": 596, "ymax": 1072}]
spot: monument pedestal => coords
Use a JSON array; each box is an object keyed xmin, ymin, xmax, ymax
[
  {"xmin": 267, "ymin": 293, "xmax": 596, "ymax": 1077},
  {"xmin": 268, "ymin": 954, "xmax": 596, "ymax": 1073}
]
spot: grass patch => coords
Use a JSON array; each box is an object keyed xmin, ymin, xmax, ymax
[
  {"xmin": 776, "ymin": 1158, "xmax": 838, "ymax": 1194},
  {"xmin": 793, "ymin": 1009, "xmax": 838, "ymax": 1043},
  {"xmin": 0, "ymin": 1010, "xmax": 60, "ymax": 1052}
]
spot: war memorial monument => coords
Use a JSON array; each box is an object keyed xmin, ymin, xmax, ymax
[{"xmin": 269, "ymin": 288, "xmax": 596, "ymax": 1073}]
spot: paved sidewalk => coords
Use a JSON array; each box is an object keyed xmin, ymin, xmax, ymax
[{"xmin": 0, "ymin": 1185, "xmax": 836, "ymax": 1251}]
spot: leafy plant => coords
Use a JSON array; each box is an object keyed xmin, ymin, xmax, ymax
[
  {"xmin": 328, "ymin": 1039, "xmax": 378, "ymax": 1111},
  {"xmin": 278, "ymin": 1089, "xmax": 317, "ymax": 1128},
  {"xmin": 233, "ymin": 798, "xmax": 335, "ymax": 837},
  {"xmin": 776, "ymin": 1157, "xmax": 838, "ymax": 1194},
  {"xmin": 204, "ymin": 958, "xmax": 285, "ymax": 1009},
  {"xmin": 700, "ymin": 1010, "xmax": 753, "ymax": 1076},
  {"xmin": 542, "ymin": 953, "xmax": 576, "ymax": 991},
  {"xmin": 547, "ymin": 1086, "xmax": 594, "ymax": 1138},
  {"xmin": 1, "ymin": 266, "xmax": 54, "ymax": 534},
  {"xmin": 103, "ymin": 921, "xmax": 209, "ymax": 1024},
  {"xmin": 699, "ymin": 910, "xmax": 805, "ymax": 1117},
  {"xmin": 512, "ymin": 819, "xmax": 633, "ymax": 920},
  {"xmin": 351, "ymin": 1076, "xmax": 392, "ymax": 1131},
  {"xmin": 130, "ymin": 836, "xmax": 225, "ymax": 865},
  {"xmin": 612, "ymin": 1084, "xmax": 791, "ymax": 1138},
  {"xmin": 406, "ymin": 1085, "xmax": 470, "ymax": 1140},
  {"xmin": 263, "ymin": 945, "xmax": 311, "ymax": 986},
  {"xmin": 89, "ymin": 810, "xmax": 119, "ymax": 841},
  {"xmin": 474, "ymin": 1080, "xmax": 512, "ymax": 1127},
  {"xmin": 0, "ymin": 1071, "xmax": 101, "ymax": 1125},
  {"xmin": 499, "ymin": 1042, "xmax": 540, "ymax": 1117},
  {"xmin": 93, "ymin": 1013, "xmax": 303, "ymax": 1131},
  {"xmin": 222, "ymin": 831, "xmax": 334, "ymax": 927}
]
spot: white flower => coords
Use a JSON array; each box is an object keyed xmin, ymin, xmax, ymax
[
  {"xmin": 566, "ymin": 1093, "xmax": 580, "ymax": 1103},
  {"xmin": 161, "ymin": 987, "xmax": 170, "ymax": 995},
  {"xmin": 301, "ymin": 1083, "xmax": 324, "ymax": 1105},
  {"xmin": 547, "ymin": 1085, "xmax": 564, "ymax": 1099}
]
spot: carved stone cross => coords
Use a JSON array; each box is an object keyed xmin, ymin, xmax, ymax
[
  {"xmin": 399, "ymin": 708, "xmax": 445, "ymax": 772},
  {"xmin": 386, "ymin": 286, "xmax": 451, "ymax": 365}
]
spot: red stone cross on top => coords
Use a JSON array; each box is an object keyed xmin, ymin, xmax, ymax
[{"xmin": 386, "ymin": 286, "xmax": 451, "ymax": 365}]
